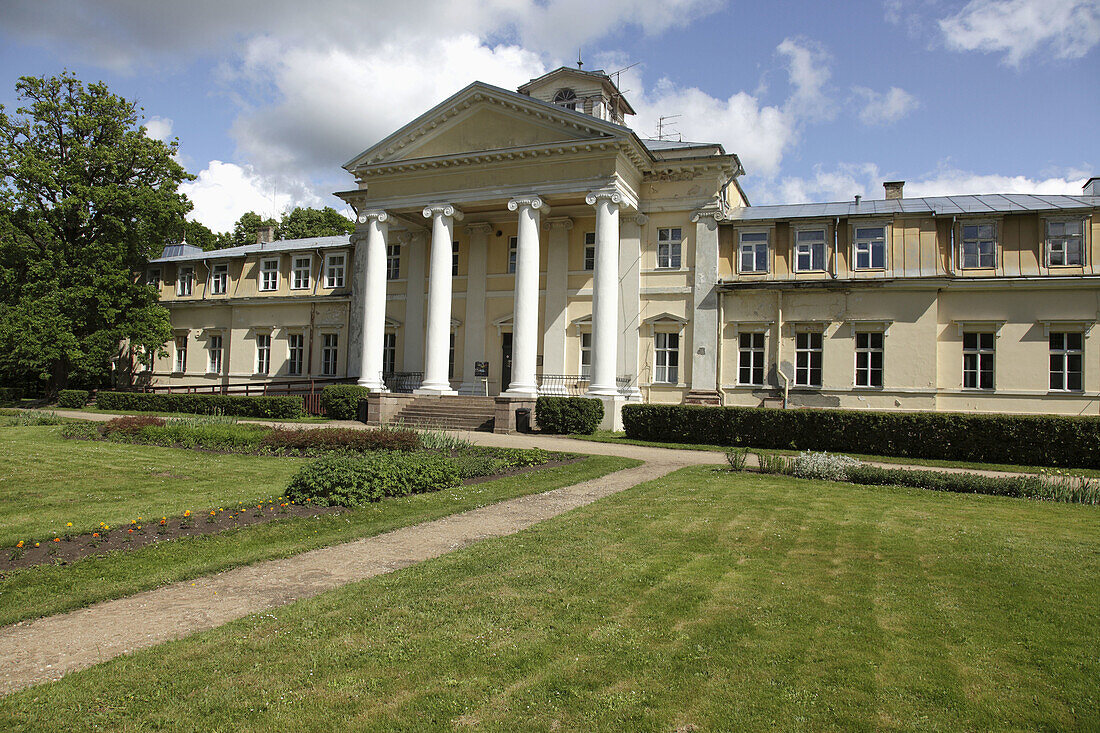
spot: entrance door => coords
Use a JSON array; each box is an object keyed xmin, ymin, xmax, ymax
[{"xmin": 501, "ymin": 332, "xmax": 513, "ymax": 393}]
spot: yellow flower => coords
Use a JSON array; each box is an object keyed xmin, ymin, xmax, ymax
[
  {"xmin": 184, "ymin": 510, "xmax": 191, "ymax": 517},
  {"xmin": 66, "ymin": 522, "xmax": 73, "ymax": 527},
  {"xmin": 15, "ymin": 541, "xmax": 23, "ymax": 548}
]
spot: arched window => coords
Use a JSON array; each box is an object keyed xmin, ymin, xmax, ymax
[{"xmin": 552, "ymin": 88, "xmax": 577, "ymax": 111}]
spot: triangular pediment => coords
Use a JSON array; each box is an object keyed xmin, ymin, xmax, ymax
[{"xmin": 345, "ymin": 82, "xmax": 633, "ymax": 171}]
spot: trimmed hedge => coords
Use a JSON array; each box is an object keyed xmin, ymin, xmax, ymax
[
  {"xmin": 57, "ymin": 389, "xmax": 90, "ymax": 409},
  {"xmin": 535, "ymin": 396, "xmax": 604, "ymax": 435},
  {"xmin": 95, "ymin": 391, "xmax": 305, "ymax": 419},
  {"xmin": 285, "ymin": 452, "xmax": 460, "ymax": 506},
  {"xmin": 320, "ymin": 385, "xmax": 371, "ymax": 420},
  {"xmin": 623, "ymin": 404, "xmax": 1100, "ymax": 469},
  {"xmin": 259, "ymin": 427, "xmax": 419, "ymax": 453},
  {"xmin": 844, "ymin": 465, "xmax": 1041, "ymax": 498}
]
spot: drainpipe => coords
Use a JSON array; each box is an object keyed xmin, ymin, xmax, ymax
[
  {"xmin": 832, "ymin": 218, "xmax": 840, "ymax": 279},
  {"xmin": 947, "ymin": 216, "xmax": 957, "ymax": 276},
  {"xmin": 200, "ymin": 259, "xmax": 208, "ymax": 300},
  {"xmin": 775, "ymin": 289, "xmax": 789, "ymax": 409}
]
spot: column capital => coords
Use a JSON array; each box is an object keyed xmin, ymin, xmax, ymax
[
  {"xmin": 464, "ymin": 222, "xmax": 493, "ymax": 236},
  {"xmin": 632, "ymin": 213, "xmax": 649, "ymax": 226},
  {"xmin": 544, "ymin": 216, "xmax": 573, "ymax": 231},
  {"xmin": 356, "ymin": 208, "xmax": 390, "ymax": 224},
  {"xmin": 507, "ymin": 195, "xmax": 550, "ymax": 215},
  {"xmin": 690, "ymin": 199, "xmax": 724, "ymax": 224},
  {"xmin": 422, "ymin": 203, "xmax": 464, "ymax": 221},
  {"xmin": 585, "ymin": 188, "xmax": 623, "ymax": 207}
]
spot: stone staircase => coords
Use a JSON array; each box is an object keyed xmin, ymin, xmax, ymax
[{"xmin": 390, "ymin": 395, "xmax": 496, "ymax": 432}]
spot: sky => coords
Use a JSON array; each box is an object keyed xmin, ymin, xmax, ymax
[{"xmin": 0, "ymin": 0, "xmax": 1097, "ymax": 232}]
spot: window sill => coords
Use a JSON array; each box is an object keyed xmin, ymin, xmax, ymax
[
  {"xmin": 851, "ymin": 385, "xmax": 885, "ymax": 391},
  {"xmin": 736, "ymin": 271, "xmax": 769, "ymax": 276},
  {"xmin": 851, "ymin": 268, "xmax": 887, "ymax": 273},
  {"xmin": 793, "ymin": 269, "xmax": 827, "ymax": 275},
  {"xmin": 204, "ymin": 372, "xmax": 222, "ymax": 377}
]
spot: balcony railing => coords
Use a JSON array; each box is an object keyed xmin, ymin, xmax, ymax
[
  {"xmin": 536, "ymin": 374, "xmax": 637, "ymax": 397},
  {"xmin": 383, "ymin": 371, "xmax": 423, "ymax": 393}
]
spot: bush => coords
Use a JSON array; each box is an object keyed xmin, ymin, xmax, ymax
[
  {"xmin": 100, "ymin": 415, "xmax": 166, "ymax": 435},
  {"xmin": 844, "ymin": 465, "xmax": 1042, "ymax": 498},
  {"xmin": 0, "ymin": 387, "xmax": 24, "ymax": 403},
  {"xmin": 725, "ymin": 447, "xmax": 748, "ymax": 471},
  {"xmin": 56, "ymin": 389, "xmax": 89, "ymax": 409},
  {"xmin": 622, "ymin": 404, "xmax": 1100, "ymax": 469},
  {"xmin": 95, "ymin": 391, "xmax": 305, "ymax": 419},
  {"xmin": 108, "ymin": 423, "xmax": 269, "ymax": 452},
  {"xmin": 259, "ymin": 427, "xmax": 419, "ymax": 453},
  {"xmin": 757, "ymin": 453, "xmax": 792, "ymax": 475},
  {"xmin": 285, "ymin": 452, "xmax": 460, "ymax": 507},
  {"xmin": 535, "ymin": 396, "xmax": 604, "ymax": 435},
  {"xmin": 61, "ymin": 422, "xmax": 100, "ymax": 440},
  {"xmin": 790, "ymin": 451, "xmax": 861, "ymax": 481},
  {"xmin": 8, "ymin": 409, "xmax": 70, "ymax": 426},
  {"xmin": 320, "ymin": 385, "xmax": 371, "ymax": 420}
]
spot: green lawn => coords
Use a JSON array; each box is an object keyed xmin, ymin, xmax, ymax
[
  {"xmin": 61, "ymin": 406, "xmax": 333, "ymax": 423},
  {"xmin": 576, "ymin": 430, "xmax": 1100, "ymax": 477},
  {"xmin": 0, "ymin": 426, "xmax": 635, "ymax": 626},
  {"xmin": 3, "ymin": 468, "xmax": 1096, "ymax": 731}
]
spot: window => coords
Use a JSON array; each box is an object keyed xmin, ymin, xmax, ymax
[
  {"xmin": 961, "ymin": 223, "xmax": 997, "ymax": 268},
  {"xmin": 148, "ymin": 269, "xmax": 161, "ymax": 290},
  {"xmin": 654, "ymin": 332, "xmax": 680, "ymax": 384},
  {"xmin": 325, "ymin": 254, "xmax": 345, "ymax": 288},
  {"xmin": 1046, "ymin": 220, "xmax": 1084, "ymax": 266},
  {"xmin": 583, "ymin": 232, "xmax": 595, "ymax": 271},
  {"xmin": 580, "ymin": 332, "xmax": 592, "ymax": 378},
  {"xmin": 738, "ymin": 332, "xmax": 765, "ymax": 386},
  {"xmin": 177, "ymin": 266, "xmax": 194, "ymax": 296},
  {"xmin": 260, "ymin": 259, "xmax": 279, "ymax": 291},
  {"xmin": 448, "ymin": 332, "xmax": 456, "ymax": 379},
  {"xmin": 382, "ymin": 333, "xmax": 396, "ymax": 375},
  {"xmin": 739, "ymin": 231, "xmax": 769, "ymax": 273},
  {"xmin": 174, "ymin": 336, "xmax": 187, "ymax": 373},
  {"xmin": 452, "ymin": 241, "xmax": 460, "ymax": 276},
  {"xmin": 962, "ymin": 332, "xmax": 995, "ymax": 390},
  {"xmin": 287, "ymin": 333, "xmax": 304, "ymax": 376},
  {"xmin": 255, "ymin": 334, "xmax": 270, "ymax": 375},
  {"xmin": 1049, "ymin": 332, "xmax": 1083, "ymax": 391},
  {"xmin": 386, "ymin": 244, "xmax": 400, "ymax": 280},
  {"xmin": 207, "ymin": 335, "xmax": 223, "ymax": 374},
  {"xmin": 853, "ymin": 225, "xmax": 887, "ymax": 270},
  {"xmin": 854, "ymin": 332, "xmax": 884, "ymax": 388},
  {"xmin": 210, "ymin": 263, "xmax": 229, "ymax": 295},
  {"xmin": 292, "ymin": 257, "xmax": 311, "ymax": 290},
  {"xmin": 794, "ymin": 228, "xmax": 826, "ymax": 272},
  {"xmin": 552, "ymin": 88, "xmax": 577, "ymax": 110},
  {"xmin": 507, "ymin": 237, "xmax": 517, "ymax": 274},
  {"xmin": 320, "ymin": 333, "xmax": 339, "ymax": 376},
  {"xmin": 795, "ymin": 331, "xmax": 822, "ymax": 387},
  {"xmin": 657, "ymin": 228, "xmax": 682, "ymax": 269}
]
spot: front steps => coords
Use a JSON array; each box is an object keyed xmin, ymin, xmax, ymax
[{"xmin": 389, "ymin": 395, "xmax": 496, "ymax": 432}]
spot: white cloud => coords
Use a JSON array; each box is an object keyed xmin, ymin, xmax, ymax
[
  {"xmin": 143, "ymin": 116, "xmax": 174, "ymax": 141},
  {"xmin": 939, "ymin": 0, "xmax": 1100, "ymax": 66},
  {"xmin": 776, "ymin": 37, "xmax": 836, "ymax": 123},
  {"xmin": 852, "ymin": 86, "xmax": 920, "ymax": 125},
  {"xmin": 905, "ymin": 169, "xmax": 1090, "ymax": 196},
  {"xmin": 180, "ymin": 160, "xmax": 322, "ymax": 232}
]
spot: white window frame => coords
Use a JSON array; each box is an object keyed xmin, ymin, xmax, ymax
[
  {"xmin": 854, "ymin": 331, "xmax": 884, "ymax": 388},
  {"xmin": 148, "ymin": 268, "xmax": 161, "ymax": 290},
  {"xmin": 173, "ymin": 335, "xmax": 187, "ymax": 373},
  {"xmin": 177, "ymin": 266, "xmax": 194, "ymax": 296},
  {"xmin": 737, "ymin": 331, "xmax": 766, "ymax": 386},
  {"xmin": 653, "ymin": 331, "xmax": 680, "ymax": 384},
  {"xmin": 207, "ymin": 334, "xmax": 223, "ymax": 375},
  {"xmin": 255, "ymin": 333, "xmax": 271, "ymax": 375},
  {"xmin": 657, "ymin": 227, "xmax": 683, "ymax": 269},
  {"xmin": 1049, "ymin": 331, "xmax": 1084, "ymax": 392},
  {"xmin": 738, "ymin": 230, "xmax": 769, "ymax": 274},
  {"xmin": 794, "ymin": 330, "xmax": 823, "ymax": 388},
  {"xmin": 210, "ymin": 263, "xmax": 229, "ymax": 295},
  {"xmin": 386, "ymin": 244, "xmax": 401, "ymax": 280},
  {"xmin": 259, "ymin": 258, "xmax": 279, "ymax": 292},
  {"xmin": 579, "ymin": 331, "xmax": 592, "ymax": 378},
  {"xmin": 793, "ymin": 227, "xmax": 827, "ymax": 273},
  {"xmin": 325, "ymin": 253, "xmax": 346, "ymax": 288},
  {"xmin": 852, "ymin": 223, "xmax": 888, "ymax": 270},
  {"xmin": 962, "ymin": 331, "xmax": 995, "ymax": 390},
  {"xmin": 583, "ymin": 232, "xmax": 595, "ymax": 271},
  {"xmin": 287, "ymin": 333, "xmax": 304, "ymax": 376},
  {"xmin": 507, "ymin": 236, "xmax": 517, "ymax": 274},
  {"xmin": 292, "ymin": 256, "xmax": 311, "ymax": 290},
  {"xmin": 320, "ymin": 333, "xmax": 339, "ymax": 376},
  {"xmin": 960, "ymin": 221, "xmax": 998, "ymax": 269},
  {"xmin": 1044, "ymin": 218, "xmax": 1085, "ymax": 267}
]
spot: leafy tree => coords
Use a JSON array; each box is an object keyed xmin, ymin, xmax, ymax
[
  {"xmin": 276, "ymin": 206, "xmax": 354, "ymax": 240},
  {"xmin": 230, "ymin": 211, "xmax": 278, "ymax": 248},
  {"xmin": 185, "ymin": 220, "xmax": 232, "ymax": 252},
  {"xmin": 0, "ymin": 72, "xmax": 189, "ymax": 393}
]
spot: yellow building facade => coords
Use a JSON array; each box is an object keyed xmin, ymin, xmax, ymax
[{"xmin": 147, "ymin": 67, "xmax": 1100, "ymax": 422}]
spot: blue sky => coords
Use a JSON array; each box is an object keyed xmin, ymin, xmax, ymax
[{"xmin": 1, "ymin": 0, "xmax": 1096, "ymax": 231}]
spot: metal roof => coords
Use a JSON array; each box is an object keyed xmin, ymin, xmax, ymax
[
  {"xmin": 151, "ymin": 235, "xmax": 350, "ymax": 263},
  {"xmin": 723, "ymin": 194, "xmax": 1100, "ymax": 222},
  {"xmin": 639, "ymin": 139, "xmax": 718, "ymax": 151}
]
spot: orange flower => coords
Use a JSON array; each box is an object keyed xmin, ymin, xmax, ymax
[
  {"xmin": 209, "ymin": 510, "xmax": 216, "ymax": 516},
  {"xmin": 184, "ymin": 510, "xmax": 191, "ymax": 517},
  {"xmin": 66, "ymin": 522, "xmax": 73, "ymax": 527},
  {"xmin": 92, "ymin": 532, "xmax": 99, "ymax": 538},
  {"xmin": 128, "ymin": 529, "xmax": 133, "ymax": 534},
  {"xmin": 16, "ymin": 541, "xmax": 23, "ymax": 548},
  {"xmin": 53, "ymin": 537, "xmax": 60, "ymax": 542}
]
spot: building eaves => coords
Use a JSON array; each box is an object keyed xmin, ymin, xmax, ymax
[
  {"xmin": 150, "ymin": 235, "xmax": 350, "ymax": 264},
  {"xmin": 721, "ymin": 194, "xmax": 1100, "ymax": 223}
]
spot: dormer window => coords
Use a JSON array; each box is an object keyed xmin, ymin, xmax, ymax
[{"xmin": 552, "ymin": 88, "xmax": 577, "ymax": 111}]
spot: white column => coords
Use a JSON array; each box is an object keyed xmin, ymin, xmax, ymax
[
  {"xmin": 459, "ymin": 222, "xmax": 491, "ymax": 394},
  {"xmin": 356, "ymin": 210, "xmax": 389, "ymax": 391},
  {"xmin": 540, "ymin": 217, "xmax": 572, "ymax": 394},
  {"xmin": 416, "ymin": 204, "xmax": 463, "ymax": 395},
  {"xmin": 586, "ymin": 190, "xmax": 622, "ymax": 396},
  {"xmin": 505, "ymin": 195, "xmax": 549, "ymax": 396}
]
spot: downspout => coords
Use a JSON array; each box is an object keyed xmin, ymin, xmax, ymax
[
  {"xmin": 776, "ymin": 289, "xmax": 789, "ymax": 409},
  {"xmin": 308, "ymin": 248, "xmax": 324, "ymax": 378},
  {"xmin": 947, "ymin": 216, "xmax": 957, "ymax": 276},
  {"xmin": 832, "ymin": 217, "xmax": 840, "ymax": 279}
]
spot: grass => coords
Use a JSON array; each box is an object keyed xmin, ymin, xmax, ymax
[
  {"xmin": 576, "ymin": 430, "xmax": 1100, "ymax": 477},
  {"xmin": 64, "ymin": 406, "xmax": 333, "ymax": 423},
  {"xmin": 2, "ymin": 468, "xmax": 1097, "ymax": 730},
  {"xmin": 0, "ymin": 428, "xmax": 634, "ymax": 626}
]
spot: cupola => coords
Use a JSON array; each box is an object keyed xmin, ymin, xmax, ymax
[{"xmin": 518, "ymin": 66, "xmax": 636, "ymax": 126}]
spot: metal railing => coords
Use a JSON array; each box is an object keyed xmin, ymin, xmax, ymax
[
  {"xmin": 537, "ymin": 374, "xmax": 590, "ymax": 397},
  {"xmin": 121, "ymin": 376, "xmax": 357, "ymax": 415},
  {"xmin": 383, "ymin": 371, "xmax": 423, "ymax": 393}
]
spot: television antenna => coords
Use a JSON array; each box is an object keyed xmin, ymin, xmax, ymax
[
  {"xmin": 656, "ymin": 114, "xmax": 682, "ymax": 142},
  {"xmin": 610, "ymin": 61, "xmax": 640, "ymax": 89}
]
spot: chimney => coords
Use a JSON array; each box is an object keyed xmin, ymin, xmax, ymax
[
  {"xmin": 256, "ymin": 225, "xmax": 275, "ymax": 245},
  {"xmin": 1084, "ymin": 177, "xmax": 1099, "ymax": 196},
  {"xmin": 854, "ymin": 195, "xmax": 862, "ymax": 205},
  {"xmin": 883, "ymin": 181, "xmax": 905, "ymax": 200}
]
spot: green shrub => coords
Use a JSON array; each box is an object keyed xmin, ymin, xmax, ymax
[
  {"xmin": 285, "ymin": 452, "xmax": 460, "ymax": 507},
  {"xmin": 56, "ymin": 389, "xmax": 89, "ymax": 409},
  {"xmin": 320, "ymin": 385, "xmax": 371, "ymax": 420},
  {"xmin": 535, "ymin": 396, "xmax": 604, "ymax": 435},
  {"xmin": 757, "ymin": 452, "xmax": 793, "ymax": 475},
  {"xmin": 95, "ymin": 391, "xmax": 304, "ymax": 419},
  {"xmin": 725, "ymin": 447, "xmax": 748, "ymax": 471},
  {"xmin": 109, "ymin": 423, "xmax": 270, "ymax": 452},
  {"xmin": 259, "ymin": 427, "xmax": 419, "ymax": 453},
  {"xmin": 1025, "ymin": 475, "xmax": 1100, "ymax": 505},
  {"xmin": 100, "ymin": 415, "xmax": 166, "ymax": 435},
  {"xmin": 61, "ymin": 422, "xmax": 100, "ymax": 440},
  {"xmin": 623, "ymin": 404, "xmax": 1100, "ymax": 469},
  {"xmin": 0, "ymin": 387, "xmax": 25, "ymax": 403},
  {"xmin": 844, "ymin": 465, "xmax": 1042, "ymax": 498},
  {"xmin": 450, "ymin": 453, "xmax": 507, "ymax": 479}
]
